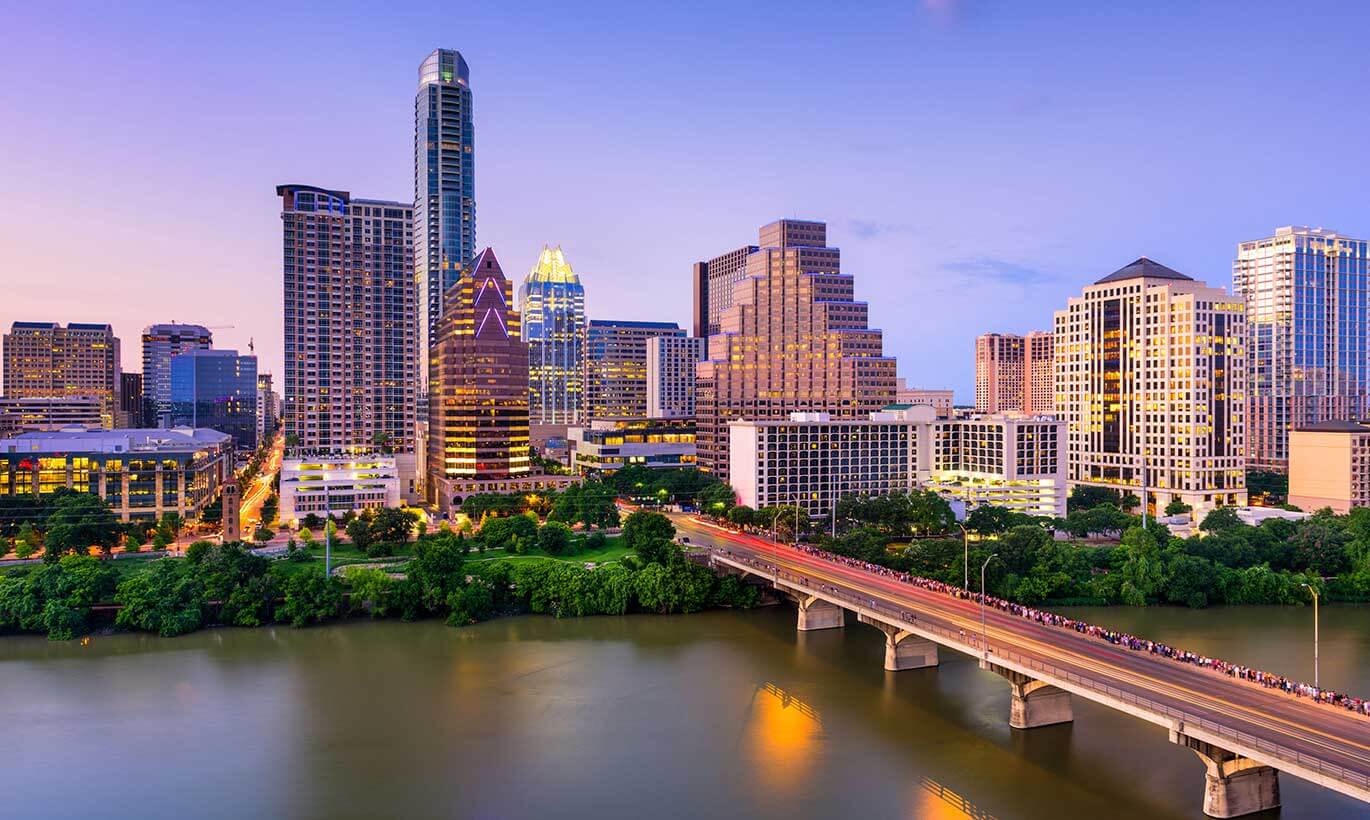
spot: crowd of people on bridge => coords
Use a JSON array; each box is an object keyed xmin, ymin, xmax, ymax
[{"xmin": 717, "ymin": 542, "xmax": 1370, "ymax": 719}]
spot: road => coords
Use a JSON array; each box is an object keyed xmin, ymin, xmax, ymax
[
  {"xmin": 239, "ymin": 434, "xmax": 284, "ymax": 533},
  {"xmin": 668, "ymin": 513, "xmax": 1370, "ymax": 801}
]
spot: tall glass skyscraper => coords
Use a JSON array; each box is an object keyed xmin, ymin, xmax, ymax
[
  {"xmin": 519, "ymin": 246, "xmax": 586, "ymax": 424},
  {"xmin": 415, "ymin": 48, "xmax": 476, "ymax": 394},
  {"xmin": 170, "ymin": 349, "xmax": 258, "ymax": 449},
  {"xmin": 142, "ymin": 323, "xmax": 211, "ymax": 426},
  {"xmin": 1234, "ymin": 227, "xmax": 1370, "ymax": 471}
]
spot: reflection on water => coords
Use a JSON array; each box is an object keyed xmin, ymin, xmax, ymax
[{"xmin": 0, "ymin": 606, "xmax": 1367, "ymax": 820}]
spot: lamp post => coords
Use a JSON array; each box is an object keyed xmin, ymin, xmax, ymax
[
  {"xmin": 1301, "ymin": 582, "xmax": 1320, "ymax": 690},
  {"xmin": 957, "ymin": 522, "xmax": 970, "ymax": 592},
  {"xmin": 322, "ymin": 483, "xmax": 332, "ymax": 576},
  {"xmin": 980, "ymin": 553, "xmax": 997, "ymax": 660}
]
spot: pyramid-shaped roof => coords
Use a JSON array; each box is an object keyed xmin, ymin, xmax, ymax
[
  {"xmin": 525, "ymin": 245, "xmax": 578, "ymax": 284},
  {"xmin": 1094, "ymin": 257, "xmax": 1192, "ymax": 285}
]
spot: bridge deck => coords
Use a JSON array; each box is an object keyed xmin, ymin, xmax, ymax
[{"xmin": 671, "ymin": 514, "xmax": 1370, "ymax": 805}]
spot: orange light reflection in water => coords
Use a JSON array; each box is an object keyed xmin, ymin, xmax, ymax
[{"xmin": 742, "ymin": 683, "xmax": 824, "ymax": 794}]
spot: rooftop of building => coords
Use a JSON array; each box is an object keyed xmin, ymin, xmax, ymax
[
  {"xmin": 1094, "ymin": 257, "xmax": 1193, "ymax": 284},
  {"xmin": 1295, "ymin": 420, "xmax": 1370, "ymax": 433},
  {"xmin": 9, "ymin": 321, "xmax": 113, "ymax": 332},
  {"xmin": 0, "ymin": 426, "xmax": 231, "ymax": 454},
  {"xmin": 419, "ymin": 48, "xmax": 470, "ymax": 88},
  {"xmin": 525, "ymin": 245, "xmax": 579, "ymax": 285},
  {"xmin": 143, "ymin": 322, "xmax": 212, "ymax": 336},
  {"xmin": 588, "ymin": 319, "xmax": 683, "ymax": 330}
]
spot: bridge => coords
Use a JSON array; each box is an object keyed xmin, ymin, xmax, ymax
[{"xmin": 669, "ymin": 513, "xmax": 1370, "ymax": 818}]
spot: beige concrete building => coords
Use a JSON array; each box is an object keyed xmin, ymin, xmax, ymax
[
  {"xmin": 0, "ymin": 397, "xmax": 104, "ymax": 437},
  {"xmin": 975, "ymin": 331, "xmax": 1053, "ymax": 414},
  {"xmin": 647, "ymin": 336, "xmax": 706, "ymax": 419},
  {"xmin": 696, "ymin": 219, "xmax": 897, "ymax": 473},
  {"xmin": 1054, "ymin": 258, "xmax": 1247, "ymax": 517},
  {"xmin": 1288, "ymin": 420, "xmax": 1370, "ymax": 513},
  {"xmin": 895, "ymin": 379, "xmax": 954, "ymax": 418},
  {"xmin": 2, "ymin": 322, "xmax": 120, "ymax": 427}
]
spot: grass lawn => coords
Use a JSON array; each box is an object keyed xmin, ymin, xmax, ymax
[
  {"xmin": 444, "ymin": 534, "xmax": 633, "ymax": 567},
  {"xmin": 270, "ymin": 541, "xmax": 416, "ymax": 578}
]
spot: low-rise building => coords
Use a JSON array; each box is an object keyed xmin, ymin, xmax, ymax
[
  {"xmin": 729, "ymin": 406, "xmax": 1066, "ymax": 518},
  {"xmin": 894, "ymin": 379, "xmax": 954, "ymax": 418},
  {"xmin": 0, "ymin": 427, "xmax": 232, "ymax": 521},
  {"xmin": 568, "ymin": 418, "xmax": 697, "ymax": 473},
  {"xmin": 0, "ymin": 397, "xmax": 105, "ymax": 436},
  {"xmin": 1288, "ymin": 420, "xmax": 1370, "ymax": 514},
  {"xmin": 279, "ymin": 450, "xmax": 402, "ymax": 526}
]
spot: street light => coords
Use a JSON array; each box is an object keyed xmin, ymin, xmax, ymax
[
  {"xmin": 957, "ymin": 522, "xmax": 970, "ymax": 592},
  {"xmin": 1301, "ymin": 582, "xmax": 1319, "ymax": 690},
  {"xmin": 980, "ymin": 553, "xmax": 997, "ymax": 660}
]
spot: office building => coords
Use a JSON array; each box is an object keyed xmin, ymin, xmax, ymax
[
  {"xmin": 256, "ymin": 373, "xmax": 276, "ymax": 445},
  {"xmin": 647, "ymin": 335, "xmax": 706, "ymax": 419},
  {"xmin": 568, "ymin": 418, "xmax": 696, "ymax": 474},
  {"xmin": 693, "ymin": 244, "xmax": 759, "ymax": 338},
  {"xmin": 1234, "ymin": 226, "xmax": 1370, "ymax": 471},
  {"xmin": 0, "ymin": 427, "xmax": 233, "ymax": 522},
  {"xmin": 428, "ymin": 248, "xmax": 530, "ymax": 512},
  {"xmin": 1288, "ymin": 420, "xmax": 1370, "ymax": 514},
  {"xmin": 119, "ymin": 372, "xmax": 143, "ymax": 428},
  {"xmin": 278, "ymin": 184, "xmax": 417, "ymax": 495},
  {"xmin": 279, "ymin": 450, "xmax": 402, "ymax": 525},
  {"xmin": 697, "ymin": 219, "xmax": 897, "ymax": 473},
  {"xmin": 975, "ymin": 331, "xmax": 1053, "ymax": 414},
  {"xmin": 170, "ymin": 349, "xmax": 259, "ymax": 449},
  {"xmin": 520, "ymin": 245, "xmax": 586, "ymax": 424},
  {"xmin": 0, "ymin": 397, "xmax": 104, "ymax": 436},
  {"xmin": 1054, "ymin": 258, "xmax": 1247, "ymax": 516},
  {"xmin": 141, "ymin": 323, "xmax": 211, "ymax": 426},
  {"xmin": 895, "ymin": 379, "xmax": 954, "ymax": 418},
  {"xmin": 584, "ymin": 320, "xmax": 685, "ymax": 420},
  {"xmin": 729, "ymin": 406, "xmax": 1066, "ymax": 518},
  {"xmin": 415, "ymin": 48, "xmax": 476, "ymax": 392},
  {"xmin": 3, "ymin": 322, "xmax": 120, "ymax": 427}
]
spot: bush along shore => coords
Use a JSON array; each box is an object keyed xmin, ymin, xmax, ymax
[{"xmin": 0, "ymin": 512, "xmax": 759, "ymax": 641}]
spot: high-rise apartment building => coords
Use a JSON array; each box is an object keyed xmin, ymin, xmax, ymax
[
  {"xmin": 696, "ymin": 219, "xmax": 897, "ymax": 473},
  {"xmin": 256, "ymin": 373, "xmax": 276, "ymax": 445},
  {"xmin": 520, "ymin": 245, "xmax": 585, "ymax": 424},
  {"xmin": 428, "ymin": 248, "xmax": 529, "ymax": 509},
  {"xmin": 1054, "ymin": 258, "xmax": 1248, "ymax": 516},
  {"xmin": 975, "ymin": 331, "xmax": 1053, "ymax": 414},
  {"xmin": 2, "ymin": 322, "xmax": 120, "ymax": 427},
  {"xmin": 119, "ymin": 372, "xmax": 143, "ymax": 428},
  {"xmin": 171, "ymin": 349, "xmax": 259, "ymax": 449},
  {"xmin": 1234, "ymin": 226, "xmax": 1370, "ymax": 471},
  {"xmin": 647, "ymin": 336, "xmax": 706, "ymax": 419},
  {"xmin": 142, "ymin": 323, "xmax": 211, "ymax": 426},
  {"xmin": 584, "ymin": 321, "xmax": 685, "ymax": 421},
  {"xmin": 277, "ymin": 184, "xmax": 417, "ymax": 493},
  {"xmin": 692, "ymin": 244, "xmax": 759, "ymax": 338},
  {"xmin": 415, "ymin": 48, "xmax": 476, "ymax": 393}
]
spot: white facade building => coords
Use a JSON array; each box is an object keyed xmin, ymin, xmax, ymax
[
  {"xmin": 729, "ymin": 406, "xmax": 1067, "ymax": 519},
  {"xmin": 279, "ymin": 450, "xmax": 402, "ymax": 526},
  {"xmin": 568, "ymin": 418, "xmax": 697, "ymax": 473},
  {"xmin": 647, "ymin": 336, "xmax": 707, "ymax": 419}
]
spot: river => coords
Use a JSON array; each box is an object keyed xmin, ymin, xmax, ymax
[{"xmin": 2, "ymin": 604, "xmax": 1368, "ymax": 819}]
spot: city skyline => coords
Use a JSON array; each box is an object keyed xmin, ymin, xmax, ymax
[{"xmin": 7, "ymin": 3, "xmax": 1370, "ymax": 401}]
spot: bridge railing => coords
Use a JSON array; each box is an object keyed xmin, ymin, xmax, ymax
[{"xmin": 711, "ymin": 549, "xmax": 1370, "ymax": 791}]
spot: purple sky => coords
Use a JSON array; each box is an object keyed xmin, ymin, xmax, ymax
[{"xmin": 5, "ymin": 1, "xmax": 1369, "ymax": 401}]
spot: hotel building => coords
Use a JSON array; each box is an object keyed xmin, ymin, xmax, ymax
[
  {"xmin": 3, "ymin": 322, "xmax": 120, "ymax": 427},
  {"xmin": 428, "ymin": 248, "xmax": 531, "ymax": 512},
  {"xmin": 141, "ymin": 323, "xmax": 211, "ymax": 427},
  {"xmin": 584, "ymin": 320, "xmax": 685, "ymax": 420},
  {"xmin": 568, "ymin": 418, "xmax": 696, "ymax": 473},
  {"xmin": 1234, "ymin": 227, "xmax": 1370, "ymax": 471},
  {"xmin": 520, "ymin": 245, "xmax": 586, "ymax": 424},
  {"xmin": 278, "ymin": 184, "xmax": 417, "ymax": 495},
  {"xmin": 729, "ymin": 406, "xmax": 1066, "ymax": 518},
  {"xmin": 1054, "ymin": 258, "xmax": 1247, "ymax": 516},
  {"xmin": 0, "ymin": 427, "xmax": 233, "ymax": 522},
  {"xmin": 895, "ymin": 379, "xmax": 954, "ymax": 418},
  {"xmin": 975, "ymin": 331, "xmax": 1053, "ymax": 414},
  {"xmin": 696, "ymin": 219, "xmax": 897, "ymax": 473},
  {"xmin": 647, "ymin": 335, "xmax": 706, "ymax": 419}
]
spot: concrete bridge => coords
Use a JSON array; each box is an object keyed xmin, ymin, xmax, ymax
[{"xmin": 674, "ymin": 515, "xmax": 1370, "ymax": 818}]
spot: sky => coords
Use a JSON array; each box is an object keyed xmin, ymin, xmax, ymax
[{"xmin": 4, "ymin": 0, "xmax": 1370, "ymax": 402}]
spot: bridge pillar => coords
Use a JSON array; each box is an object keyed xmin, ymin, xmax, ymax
[
  {"xmin": 1009, "ymin": 680, "xmax": 1073, "ymax": 729},
  {"xmin": 795, "ymin": 596, "xmax": 845, "ymax": 631},
  {"xmin": 1171, "ymin": 730, "xmax": 1280, "ymax": 818},
  {"xmin": 858, "ymin": 614, "xmax": 938, "ymax": 670}
]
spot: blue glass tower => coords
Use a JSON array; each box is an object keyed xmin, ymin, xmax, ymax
[
  {"xmin": 170, "ymin": 349, "xmax": 258, "ymax": 449},
  {"xmin": 519, "ymin": 246, "xmax": 586, "ymax": 424}
]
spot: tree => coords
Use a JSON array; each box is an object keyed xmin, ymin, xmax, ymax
[
  {"xmin": 151, "ymin": 529, "xmax": 172, "ymax": 551},
  {"xmin": 1288, "ymin": 513, "xmax": 1352, "ymax": 576},
  {"xmin": 1118, "ymin": 526, "xmax": 1164, "ymax": 605},
  {"xmin": 279, "ymin": 570, "xmax": 344, "ymax": 627},
  {"xmin": 1164, "ymin": 499, "xmax": 1193, "ymax": 517},
  {"xmin": 371, "ymin": 507, "xmax": 420, "ymax": 545},
  {"xmin": 14, "ymin": 522, "xmax": 40, "ymax": 559},
  {"xmin": 1118, "ymin": 493, "xmax": 1141, "ymax": 512},
  {"xmin": 160, "ymin": 512, "xmax": 183, "ymax": 540},
  {"xmin": 1200, "ymin": 506, "xmax": 1245, "ymax": 535},
  {"xmin": 114, "ymin": 559, "xmax": 205, "ymax": 636},
  {"xmin": 344, "ymin": 566, "xmax": 394, "ymax": 617},
  {"xmin": 199, "ymin": 497, "xmax": 223, "ymax": 526},
  {"xmin": 697, "ymin": 482, "xmax": 737, "ymax": 518},
  {"xmin": 345, "ymin": 516, "xmax": 375, "ymax": 555},
  {"xmin": 1068, "ymin": 485, "xmax": 1122, "ymax": 512},
  {"xmin": 44, "ymin": 492, "xmax": 121, "ymax": 559},
  {"xmin": 965, "ymin": 505, "xmax": 1029, "ymax": 536},
  {"xmin": 301, "ymin": 513, "xmax": 323, "ymax": 531},
  {"xmin": 727, "ymin": 505, "xmax": 755, "ymax": 529},
  {"xmin": 253, "ymin": 526, "xmax": 274, "ymax": 543},
  {"xmin": 537, "ymin": 521, "xmax": 573, "ymax": 555},
  {"xmin": 0, "ymin": 555, "xmax": 117, "ymax": 639},
  {"xmin": 260, "ymin": 494, "xmax": 279, "ymax": 525},
  {"xmin": 622, "ymin": 511, "xmax": 675, "ymax": 551}
]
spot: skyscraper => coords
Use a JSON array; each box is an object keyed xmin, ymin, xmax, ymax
[
  {"xmin": 1054, "ymin": 257, "xmax": 1247, "ymax": 516},
  {"xmin": 170, "ymin": 349, "xmax": 259, "ymax": 449},
  {"xmin": 428, "ymin": 248, "xmax": 529, "ymax": 508},
  {"xmin": 695, "ymin": 219, "xmax": 898, "ymax": 473},
  {"xmin": 277, "ymin": 184, "xmax": 417, "ymax": 492},
  {"xmin": 119, "ymin": 372, "xmax": 143, "ymax": 428},
  {"xmin": 519, "ymin": 245, "xmax": 585, "ymax": 424},
  {"xmin": 1234, "ymin": 226, "xmax": 1370, "ymax": 471},
  {"xmin": 975, "ymin": 331, "xmax": 1054, "ymax": 414},
  {"xmin": 692, "ymin": 244, "xmax": 758, "ymax": 338},
  {"xmin": 3, "ymin": 322, "xmax": 120, "ymax": 427},
  {"xmin": 647, "ymin": 336, "xmax": 706, "ymax": 419},
  {"xmin": 415, "ymin": 48, "xmax": 476, "ymax": 394},
  {"xmin": 142, "ymin": 323, "xmax": 211, "ymax": 426},
  {"xmin": 584, "ymin": 321, "xmax": 685, "ymax": 421}
]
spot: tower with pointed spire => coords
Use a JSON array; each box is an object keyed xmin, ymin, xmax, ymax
[
  {"xmin": 428, "ymin": 248, "xmax": 530, "ymax": 508},
  {"xmin": 519, "ymin": 245, "xmax": 586, "ymax": 425}
]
